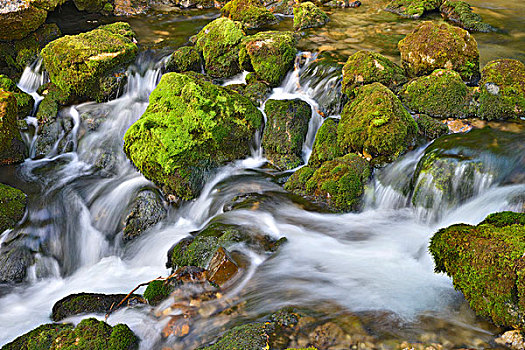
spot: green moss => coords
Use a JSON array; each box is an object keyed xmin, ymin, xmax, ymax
[
  {"xmin": 123, "ymin": 72, "xmax": 263, "ymax": 201},
  {"xmin": 239, "ymin": 31, "xmax": 298, "ymax": 87},
  {"xmin": 1, "ymin": 323, "xmax": 74, "ymax": 350},
  {"xmin": 227, "ymin": 79, "xmax": 271, "ymax": 107},
  {"xmin": 41, "ymin": 22, "xmax": 137, "ymax": 103},
  {"xmin": 308, "ymin": 118, "xmax": 344, "ymax": 168},
  {"xmin": 0, "ymin": 3, "xmax": 47, "ymax": 41},
  {"xmin": 284, "ymin": 165, "xmax": 316, "ymax": 194},
  {"xmin": 262, "ymin": 99, "xmax": 312, "ymax": 170},
  {"xmin": 429, "ymin": 212, "xmax": 525, "ymax": 328},
  {"xmin": 72, "ymin": 0, "xmax": 113, "ymax": 13},
  {"xmin": 165, "ymin": 46, "xmax": 202, "ymax": 73},
  {"xmin": 398, "ymin": 21, "xmax": 480, "ymax": 83},
  {"xmin": 440, "ymin": 1, "xmax": 494, "ymax": 33},
  {"xmin": 0, "ymin": 90, "xmax": 26, "ymax": 165},
  {"xmin": 198, "ymin": 323, "xmax": 272, "ymax": 350},
  {"xmin": 0, "ymin": 183, "xmax": 26, "ymax": 233},
  {"xmin": 414, "ymin": 114, "xmax": 448, "ymax": 140},
  {"xmin": 399, "ymin": 69, "xmax": 469, "ymax": 118},
  {"xmin": 221, "ymin": 0, "xmax": 277, "ymax": 29},
  {"xmin": 337, "ymin": 82, "xmax": 418, "ymax": 165},
  {"xmin": 341, "ymin": 50, "xmax": 407, "ymax": 98},
  {"xmin": 477, "ymin": 59, "xmax": 525, "ymax": 121},
  {"xmin": 0, "ymin": 75, "xmax": 34, "ymax": 119},
  {"xmin": 143, "ymin": 280, "xmax": 174, "ymax": 306},
  {"xmin": 385, "ymin": 0, "xmax": 442, "ymax": 18},
  {"xmin": 293, "ymin": 2, "xmax": 329, "ymax": 31},
  {"xmin": 194, "ymin": 18, "xmax": 246, "ymax": 78}
]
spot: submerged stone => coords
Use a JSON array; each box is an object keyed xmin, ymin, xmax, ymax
[
  {"xmin": 385, "ymin": 0, "xmax": 442, "ymax": 19},
  {"xmin": 0, "ymin": 90, "xmax": 26, "ymax": 165},
  {"xmin": 440, "ymin": 0, "xmax": 494, "ymax": 33},
  {"xmin": 293, "ymin": 2, "xmax": 329, "ymax": 31},
  {"xmin": 221, "ymin": 0, "xmax": 277, "ymax": 29}
]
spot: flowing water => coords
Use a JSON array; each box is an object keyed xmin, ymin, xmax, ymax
[{"xmin": 0, "ymin": 3, "xmax": 524, "ymax": 349}]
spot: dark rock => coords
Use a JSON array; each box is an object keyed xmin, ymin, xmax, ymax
[
  {"xmin": 123, "ymin": 190, "xmax": 167, "ymax": 241},
  {"xmin": 0, "ymin": 245, "xmax": 34, "ymax": 283}
]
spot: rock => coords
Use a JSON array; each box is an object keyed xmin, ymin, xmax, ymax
[
  {"xmin": 123, "ymin": 190, "xmax": 167, "ymax": 241},
  {"xmin": 429, "ymin": 211, "xmax": 525, "ymax": 328},
  {"xmin": 385, "ymin": 0, "xmax": 441, "ymax": 19},
  {"xmin": 0, "ymin": 90, "xmax": 26, "ymax": 165},
  {"xmin": 206, "ymin": 247, "xmax": 239, "ymax": 287},
  {"xmin": 341, "ymin": 50, "xmax": 407, "ymax": 97},
  {"xmin": 477, "ymin": 59, "xmax": 525, "ymax": 121},
  {"xmin": 31, "ymin": 0, "xmax": 68, "ymax": 11},
  {"xmin": 440, "ymin": 0, "xmax": 494, "ymax": 33},
  {"xmin": 239, "ymin": 31, "xmax": 298, "ymax": 87},
  {"xmin": 52, "ymin": 293, "xmax": 145, "ymax": 321},
  {"xmin": 308, "ymin": 118, "xmax": 343, "ymax": 168},
  {"xmin": 0, "ymin": 245, "xmax": 34, "ymax": 283},
  {"xmin": 1, "ymin": 323, "xmax": 74, "ymax": 350},
  {"xmin": 398, "ymin": 21, "xmax": 480, "ymax": 84},
  {"xmin": 193, "ymin": 18, "xmax": 246, "ymax": 78},
  {"xmin": 221, "ymin": 0, "xmax": 277, "ymax": 29},
  {"xmin": 0, "ymin": 183, "xmax": 27, "ymax": 233},
  {"xmin": 72, "ymin": 0, "xmax": 114, "ymax": 13},
  {"xmin": 414, "ymin": 114, "xmax": 449, "ymax": 140},
  {"xmin": 337, "ymin": 82, "xmax": 418, "ymax": 165},
  {"xmin": 41, "ymin": 22, "xmax": 138, "ymax": 103},
  {"xmin": 262, "ymin": 98, "xmax": 312, "ymax": 170},
  {"xmin": 113, "ymin": 0, "xmax": 149, "ymax": 15},
  {"xmin": 0, "ymin": 2, "xmax": 47, "ymax": 41},
  {"xmin": 495, "ymin": 330, "xmax": 525, "ymax": 350},
  {"xmin": 285, "ymin": 153, "xmax": 370, "ymax": 212},
  {"xmin": 0, "ymin": 75, "xmax": 34, "ymax": 118},
  {"xmin": 198, "ymin": 323, "xmax": 273, "ymax": 349},
  {"xmin": 293, "ymin": 2, "xmax": 329, "ymax": 31},
  {"xmin": 399, "ymin": 69, "xmax": 470, "ymax": 118},
  {"xmin": 143, "ymin": 279, "xmax": 175, "ymax": 306},
  {"xmin": 226, "ymin": 75, "xmax": 271, "ymax": 107},
  {"xmin": 123, "ymin": 72, "xmax": 263, "ymax": 201},
  {"xmin": 165, "ymin": 46, "xmax": 202, "ymax": 73}
]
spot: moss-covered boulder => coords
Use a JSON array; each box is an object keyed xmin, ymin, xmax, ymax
[
  {"xmin": 262, "ymin": 99, "xmax": 312, "ymax": 170},
  {"xmin": 285, "ymin": 153, "xmax": 370, "ymax": 212},
  {"xmin": 0, "ymin": 183, "xmax": 27, "ymax": 234},
  {"xmin": 440, "ymin": 0, "xmax": 494, "ymax": 33},
  {"xmin": 41, "ymin": 22, "xmax": 138, "ymax": 103},
  {"xmin": 414, "ymin": 114, "xmax": 448, "ymax": 140},
  {"xmin": 123, "ymin": 72, "xmax": 263, "ymax": 201},
  {"xmin": 308, "ymin": 118, "xmax": 343, "ymax": 168},
  {"xmin": 193, "ymin": 18, "xmax": 246, "ymax": 78},
  {"xmin": 0, "ymin": 90, "xmax": 26, "ymax": 165},
  {"xmin": 337, "ymin": 82, "xmax": 418, "ymax": 165},
  {"xmin": 240, "ymin": 31, "xmax": 298, "ymax": 87},
  {"xmin": 398, "ymin": 21, "xmax": 480, "ymax": 84},
  {"xmin": 143, "ymin": 279, "xmax": 174, "ymax": 306},
  {"xmin": 165, "ymin": 46, "xmax": 202, "ymax": 74},
  {"xmin": 293, "ymin": 2, "xmax": 329, "ymax": 30},
  {"xmin": 0, "ymin": 75, "xmax": 34, "ymax": 118},
  {"xmin": 0, "ymin": 2, "xmax": 47, "ymax": 41},
  {"xmin": 72, "ymin": 0, "xmax": 114, "ymax": 13},
  {"xmin": 198, "ymin": 322, "xmax": 273, "ymax": 349},
  {"xmin": 399, "ymin": 69, "xmax": 470, "ymax": 118},
  {"xmin": 477, "ymin": 59, "xmax": 525, "ymax": 121},
  {"xmin": 226, "ymin": 75, "xmax": 271, "ymax": 107},
  {"xmin": 385, "ymin": 0, "xmax": 442, "ymax": 19},
  {"xmin": 341, "ymin": 50, "xmax": 407, "ymax": 97},
  {"xmin": 1, "ymin": 323, "xmax": 74, "ymax": 350},
  {"xmin": 221, "ymin": 0, "xmax": 277, "ymax": 29},
  {"xmin": 429, "ymin": 212, "xmax": 525, "ymax": 328}
]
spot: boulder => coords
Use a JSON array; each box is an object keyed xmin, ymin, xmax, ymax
[
  {"xmin": 337, "ymin": 82, "xmax": 418, "ymax": 165},
  {"xmin": 0, "ymin": 90, "xmax": 26, "ymax": 165},
  {"xmin": 385, "ymin": 0, "xmax": 441, "ymax": 19},
  {"xmin": 165, "ymin": 46, "xmax": 202, "ymax": 74},
  {"xmin": 0, "ymin": 75, "xmax": 34, "ymax": 118},
  {"xmin": 293, "ymin": 2, "xmax": 329, "ymax": 30},
  {"xmin": 226, "ymin": 74, "xmax": 271, "ymax": 107},
  {"xmin": 440, "ymin": 0, "xmax": 494, "ymax": 33},
  {"xmin": 198, "ymin": 323, "xmax": 273, "ymax": 349},
  {"xmin": 0, "ymin": 2, "xmax": 47, "ymax": 41},
  {"xmin": 414, "ymin": 114, "xmax": 448, "ymax": 140},
  {"xmin": 123, "ymin": 189, "xmax": 167, "ymax": 241},
  {"xmin": 477, "ymin": 59, "xmax": 525, "ymax": 121},
  {"xmin": 123, "ymin": 72, "xmax": 263, "ymax": 201},
  {"xmin": 143, "ymin": 279, "xmax": 176, "ymax": 306},
  {"xmin": 429, "ymin": 212, "xmax": 525, "ymax": 328},
  {"xmin": 113, "ymin": 0, "xmax": 149, "ymax": 15},
  {"xmin": 0, "ymin": 183, "xmax": 27, "ymax": 234},
  {"xmin": 262, "ymin": 98, "xmax": 312, "ymax": 170},
  {"xmin": 72, "ymin": 0, "xmax": 114, "ymax": 13},
  {"xmin": 398, "ymin": 21, "xmax": 480, "ymax": 84},
  {"xmin": 308, "ymin": 118, "xmax": 343, "ymax": 168},
  {"xmin": 221, "ymin": 0, "xmax": 277, "ymax": 29},
  {"xmin": 1, "ymin": 323, "xmax": 74, "ymax": 350},
  {"xmin": 0, "ymin": 245, "xmax": 34, "ymax": 283}
]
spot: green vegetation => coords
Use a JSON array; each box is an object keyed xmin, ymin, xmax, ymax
[
  {"xmin": 385, "ymin": 0, "xmax": 442, "ymax": 19},
  {"xmin": 143, "ymin": 280, "xmax": 174, "ymax": 305},
  {"xmin": 0, "ymin": 75, "xmax": 34, "ymax": 118},
  {"xmin": 414, "ymin": 114, "xmax": 449, "ymax": 140},
  {"xmin": 221, "ymin": 0, "xmax": 276, "ymax": 29},
  {"xmin": 0, "ymin": 90, "xmax": 26, "ymax": 165},
  {"xmin": 308, "ymin": 118, "xmax": 344, "ymax": 168},
  {"xmin": 293, "ymin": 2, "xmax": 329, "ymax": 31},
  {"xmin": 440, "ymin": 0, "xmax": 494, "ymax": 33},
  {"xmin": 0, "ymin": 183, "xmax": 26, "ymax": 233},
  {"xmin": 165, "ymin": 46, "xmax": 202, "ymax": 73}
]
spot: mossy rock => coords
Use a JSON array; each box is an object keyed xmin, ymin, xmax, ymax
[
  {"xmin": 293, "ymin": 2, "xmax": 329, "ymax": 31},
  {"xmin": 0, "ymin": 90, "xmax": 26, "ymax": 165},
  {"xmin": 0, "ymin": 75, "xmax": 34, "ymax": 119},
  {"xmin": 31, "ymin": 0, "xmax": 69, "ymax": 11},
  {"xmin": 198, "ymin": 322, "xmax": 272, "ymax": 349},
  {"xmin": 477, "ymin": 59, "xmax": 525, "ymax": 121},
  {"xmin": 72, "ymin": 0, "xmax": 113, "ymax": 13},
  {"xmin": 36, "ymin": 83, "xmax": 69, "ymax": 124},
  {"xmin": 398, "ymin": 21, "xmax": 480, "ymax": 84},
  {"xmin": 143, "ymin": 280, "xmax": 174, "ymax": 306},
  {"xmin": 165, "ymin": 46, "xmax": 202, "ymax": 73},
  {"xmin": 123, "ymin": 72, "xmax": 263, "ymax": 201},
  {"xmin": 226, "ymin": 78, "xmax": 271, "ymax": 107},
  {"xmin": 440, "ymin": 0, "xmax": 494, "ymax": 33},
  {"xmin": 414, "ymin": 114, "xmax": 448, "ymax": 140},
  {"xmin": 0, "ymin": 2, "xmax": 47, "ymax": 41},
  {"xmin": 262, "ymin": 99, "xmax": 312, "ymax": 170},
  {"xmin": 221, "ymin": 0, "xmax": 277, "ymax": 29},
  {"xmin": 240, "ymin": 31, "xmax": 298, "ymax": 87},
  {"xmin": 308, "ymin": 118, "xmax": 344, "ymax": 168},
  {"xmin": 193, "ymin": 18, "xmax": 246, "ymax": 78},
  {"xmin": 429, "ymin": 211, "xmax": 525, "ymax": 328},
  {"xmin": 41, "ymin": 22, "xmax": 138, "ymax": 103},
  {"xmin": 1, "ymin": 323, "xmax": 74, "ymax": 350},
  {"xmin": 399, "ymin": 69, "xmax": 469, "ymax": 118},
  {"xmin": 385, "ymin": 0, "xmax": 442, "ymax": 19},
  {"xmin": 337, "ymin": 82, "xmax": 418, "ymax": 165},
  {"xmin": 0, "ymin": 183, "xmax": 27, "ymax": 234},
  {"xmin": 341, "ymin": 50, "xmax": 407, "ymax": 98}
]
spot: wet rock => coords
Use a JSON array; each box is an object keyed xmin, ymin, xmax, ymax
[
  {"xmin": 440, "ymin": 0, "xmax": 494, "ymax": 33},
  {"xmin": 113, "ymin": 0, "xmax": 149, "ymax": 15},
  {"xmin": 239, "ymin": 31, "xmax": 298, "ymax": 87},
  {"xmin": 341, "ymin": 50, "xmax": 407, "ymax": 98},
  {"xmin": 123, "ymin": 189, "xmax": 167, "ymax": 241},
  {"xmin": 0, "ymin": 1, "xmax": 47, "ymax": 41},
  {"xmin": 193, "ymin": 18, "xmax": 246, "ymax": 78},
  {"xmin": 41, "ymin": 22, "xmax": 138, "ymax": 103},
  {"xmin": 414, "ymin": 114, "xmax": 449, "ymax": 140},
  {"xmin": 221, "ymin": 0, "xmax": 277, "ymax": 29},
  {"xmin": 293, "ymin": 2, "xmax": 329, "ymax": 31},
  {"xmin": 165, "ymin": 46, "xmax": 203, "ymax": 74},
  {"xmin": 34, "ymin": 107, "xmax": 75, "ymax": 158},
  {"xmin": 429, "ymin": 211, "xmax": 525, "ymax": 328},
  {"xmin": 123, "ymin": 72, "xmax": 263, "ymax": 201},
  {"xmin": 0, "ymin": 183, "xmax": 27, "ymax": 234},
  {"xmin": 0, "ymin": 90, "xmax": 26, "ymax": 165},
  {"xmin": 198, "ymin": 322, "xmax": 273, "ymax": 349},
  {"xmin": 477, "ymin": 59, "xmax": 525, "ymax": 121},
  {"xmin": 398, "ymin": 21, "xmax": 480, "ymax": 84},
  {"xmin": 31, "ymin": 0, "xmax": 69, "ymax": 11},
  {"xmin": 262, "ymin": 98, "xmax": 312, "ymax": 170},
  {"xmin": 52, "ymin": 292, "xmax": 145, "ymax": 321},
  {"xmin": 206, "ymin": 247, "xmax": 239, "ymax": 287},
  {"xmin": 399, "ymin": 69, "xmax": 470, "ymax": 118},
  {"xmin": 226, "ymin": 75, "xmax": 271, "ymax": 107},
  {"xmin": 337, "ymin": 82, "xmax": 418, "ymax": 165},
  {"xmin": 0, "ymin": 245, "xmax": 34, "ymax": 283},
  {"xmin": 72, "ymin": 0, "xmax": 114, "ymax": 13},
  {"xmin": 0, "ymin": 75, "xmax": 34, "ymax": 119},
  {"xmin": 1, "ymin": 323, "xmax": 74, "ymax": 350},
  {"xmin": 385, "ymin": 0, "xmax": 441, "ymax": 19},
  {"xmin": 495, "ymin": 330, "xmax": 525, "ymax": 350},
  {"xmin": 144, "ymin": 279, "xmax": 176, "ymax": 306},
  {"xmin": 308, "ymin": 118, "xmax": 343, "ymax": 168}
]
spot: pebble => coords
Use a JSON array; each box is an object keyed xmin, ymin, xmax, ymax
[{"xmin": 0, "ymin": 0, "xmax": 28, "ymax": 14}]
